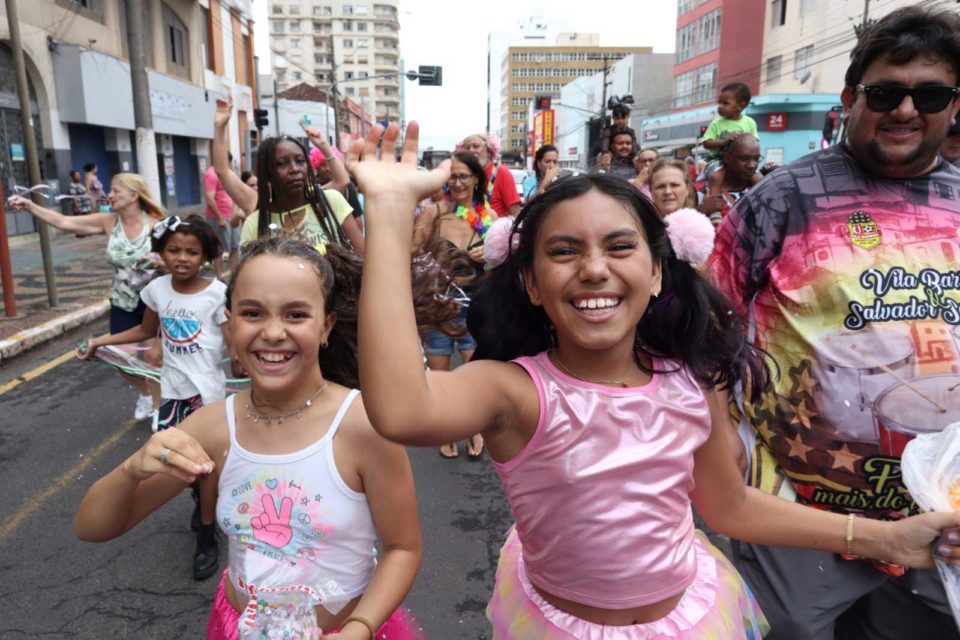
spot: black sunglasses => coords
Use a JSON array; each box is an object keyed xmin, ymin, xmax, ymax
[{"xmin": 855, "ymin": 83, "xmax": 960, "ymax": 113}]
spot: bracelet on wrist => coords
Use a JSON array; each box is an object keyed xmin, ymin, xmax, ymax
[{"xmin": 342, "ymin": 615, "xmax": 375, "ymax": 639}]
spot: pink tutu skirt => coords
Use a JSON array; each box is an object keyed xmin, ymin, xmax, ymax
[
  {"xmin": 207, "ymin": 568, "xmax": 426, "ymax": 639},
  {"xmin": 487, "ymin": 528, "xmax": 769, "ymax": 639}
]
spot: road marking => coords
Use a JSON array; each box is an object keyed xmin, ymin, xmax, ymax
[
  {"xmin": 0, "ymin": 418, "xmax": 138, "ymax": 542},
  {"xmin": 0, "ymin": 349, "xmax": 75, "ymax": 396}
]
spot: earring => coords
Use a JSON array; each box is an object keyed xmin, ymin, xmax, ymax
[
  {"xmin": 321, "ymin": 340, "xmax": 329, "ymax": 349},
  {"xmin": 305, "ymin": 182, "xmax": 316, "ymax": 198}
]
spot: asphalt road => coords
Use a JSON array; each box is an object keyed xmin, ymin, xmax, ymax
[
  {"xmin": 0, "ymin": 323, "xmax": 729, "ymax": 639},
  {"xmin": 0, "ymin": 321, "xmax": 512, "ymax": 639}
]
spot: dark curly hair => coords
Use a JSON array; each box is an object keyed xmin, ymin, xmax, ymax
[
  {"xmin": 466, "ymin": 173, "xmax": 769, "ymax": 399},
  {"xmin": 151, "ymin": 213, "xmax": 221, "ymax": 262},
  {"xmin": 845, "ymin": 6, "xmax": 960, "ymax": 88},
  {"xmin": 227, "ymin": 237, "xmax": 466, "ymax": 388}
]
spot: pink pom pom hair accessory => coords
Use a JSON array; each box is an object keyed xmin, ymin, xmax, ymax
[
  {"xmin": 663, "ymin": 208, "xmax": 715, "ymax": 265},
  {"xmin": 483, "ymin": 216, "xmax": 519, "ymax": 269}
]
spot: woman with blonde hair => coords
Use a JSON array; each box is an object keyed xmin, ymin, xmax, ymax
[
  {"xmin": 9, "ymin": 172, "xmax": 165, "ymax": 424},
  {"xmin": 648, "ymin": 158, "xmax": 698, "ymax": 217}
]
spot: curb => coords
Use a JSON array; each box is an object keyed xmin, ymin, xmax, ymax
[{"xmin": 0, "ymin": 300, "xmax": 110, "ymax": 363}]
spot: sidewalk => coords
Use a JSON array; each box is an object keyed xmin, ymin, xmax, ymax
[{"xmin": 0, "ymin": 230, "xmax": 113, "ymax": 362}]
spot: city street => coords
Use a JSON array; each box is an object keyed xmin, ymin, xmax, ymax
[{"xmin": 0, "ymin": 322, "xmax": 513, "ymax": 639}]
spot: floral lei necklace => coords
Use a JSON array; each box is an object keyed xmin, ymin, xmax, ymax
[{"xmin": 454, "ymin": 200, "xmax": 495, "ymax": 239}]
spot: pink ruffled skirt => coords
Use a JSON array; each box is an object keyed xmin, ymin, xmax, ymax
[
  {"xmin": 207, "ymin": 568, "xmax": 426, "ymax": 639},
  {"xmin": 486, "ymin": 528, "xmax": 769, "ymax": 639}
]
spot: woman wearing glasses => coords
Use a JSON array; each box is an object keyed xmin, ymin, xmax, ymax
[{"xmin": 415, "ymin": 151, "xmax": 496, "ymax": 460}]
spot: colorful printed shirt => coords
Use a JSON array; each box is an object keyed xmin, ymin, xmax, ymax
[
  {"xmin": 217, "ymin": 391, "xmax": 377, "ymax": 615},
  {"xmin": 139, "ymin": 275, "xmax": 227, "ymax": 404},
  {"xmin": 709, "ymin": 144, "xmax": 960, "ymax": 521},
  {"xmin": 105, "ymin": 213, "xmax": 154, "ymax": 312}
]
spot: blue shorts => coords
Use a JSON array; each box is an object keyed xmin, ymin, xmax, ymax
[
  {"xmin": 422, "ymin": 308, "xmax": 476, "ymax": 357},
  {"xmin": 109, "ymin": 301, "xmax": 146, "ymax": 334}
]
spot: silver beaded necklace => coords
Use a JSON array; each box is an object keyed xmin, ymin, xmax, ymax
[{"xmin": 245, "ymin": 383, "xmax": 327, "ymax": 425}]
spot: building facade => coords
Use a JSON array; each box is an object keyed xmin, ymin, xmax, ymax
[
  {"xmin": 759, "ymin": 0, "xmax": 920, "ymax": 95},
  {"xmin": 672, "ymin": 0, "xmax": 765, "ymax": 111},
  {"xmin": 502, "ymin": 40, "xmax": 652, "ymax": 154},
  {"xmin": 267, "ymin": 0, "xmax": 401, "ymax": 125},
  {"xmin": 555, "ymin": 52, "xmax": 675, "ymax": 169},
  {"xmin": 0, "ymin": 0, "xmax": 256, "ymax": 235}
]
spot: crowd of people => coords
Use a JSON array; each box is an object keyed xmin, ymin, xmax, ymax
[{"xmin": 8, "ymin": 6, "xmax": 960, "ymax": 639}]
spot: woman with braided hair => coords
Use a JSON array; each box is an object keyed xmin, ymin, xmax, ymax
[{"xmin": 212, "ymin": 97, "xmax": 365, "ymax": 254}]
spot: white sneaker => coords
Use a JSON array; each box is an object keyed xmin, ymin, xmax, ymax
[
  {"xmin": 134, "ymin": 395, "xmax": 154, "ymax": 421},
  {"xmin": 151, "ymin": 410, "xmax": 160, "ymax": 433}
]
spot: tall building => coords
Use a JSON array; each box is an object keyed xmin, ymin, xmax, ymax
[
  {"xmin": 501, "ymin": 39, "xmax": 652, "ymax": 154},
  {"xmin": 267, "ymin": 0, "xmax": 401, "ymax": 125},
  {"xmin": 759, "ymin": 0, "xmax": 919, "ymax": 95},
  {"xmin": 0, "ymin": 0, "xmax": 257, "ymax": 235},
  {"xmin": 672, "ymin": 0, "xmax": 765, "ymax": 111},
  {"xmin": 486, "ymin": 11, "xmax": 571, "ymax": 139}
]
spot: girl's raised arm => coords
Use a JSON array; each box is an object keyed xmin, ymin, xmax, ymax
[
  {"xmin": 213, "ymin": 97, "xmax": 258, "ymax": 215},
  {"xmin": 350, "ymin": 123, "xmax": 530, "ymax": 447},
  {"xmin": 691, "ymin": 390, "xmax": 960, "ymax": 568}
]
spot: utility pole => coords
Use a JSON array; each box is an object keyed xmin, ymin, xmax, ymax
[
  {"xmin": 5, "ymin": 0, "xmax": 57, "ymax": 306},
  {"xmin": 273, "ymin": 78, "xmax": 280, "ymax": 137},
  {"xmin": 123, "ymin": 0, "xmax": 161, "ymax": 201},
  {"xmin": 599, "ymin": 57, "xmax": 611, "ymax": 136}
]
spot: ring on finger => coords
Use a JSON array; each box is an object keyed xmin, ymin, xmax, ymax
[{"xmin": 159, "ymin": 447, "xmax": 171, "ymax": 465}]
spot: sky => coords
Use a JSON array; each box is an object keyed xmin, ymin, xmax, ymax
[{"xmin": 253, "ymin": 1, "xmax": 679, "ymax": 150}]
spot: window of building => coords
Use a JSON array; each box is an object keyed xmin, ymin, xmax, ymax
[
  {"xmin": 289, "ymin": 5, "xmax": 299, "ymax": 13},
  {"xmin": 273, "ymin": 20, "xmax": 284, "ymax": 32},
  {"xmin": 315, "ymin": 6, "xmax": 332, "ymax": 15},
  {"xmin": 357, "ymin": 22, "xmax": 367, "ymax": 31},
  {"xmin": 57, "ymin": 0, "xmax": 105, "ymax": 22},
  {"xmin": 199, "ymin": 6, "xmax": 214, "ymax": 71},
  {"xmin": 343, "ymin": 38, "xmax": 353, "ymax": 47},
  {"xmin": 359, "ymin": 71, "xmax": 368, "ymax": 78},
  {"xmin": 345, "ymin": 87, "xmax": 355, "ymax": 95},
  {"xmin": 343, "ymin": 21, "xmax": 353, "ymax": 31},
  {"xmin": 766, "ymin": 55, "xmax": 783, "ymax": 83},
  {"xmin": 315, "ymin": 53, "xmax": 327, "ymax": 63},
  {"xmin": 342, "ymin": 4, "xmax": 353, "ymax": 14},
  {"xmin": 345, "ymin": 71, "xmax": 354, "ymax": 79},
  {"xmin": 272, "ymin": 3, "xmax": 283, "ymax": 13},
  {"xmin": 276, "ymin": 69, "xmax": 286, "ymax": 80},
  {"xmin": 673, "ymin": 71, "xmax": 694, "ymax": 108},
  {"xmin": 316, "ymin": 72, "xmax": 326, "ymax": 82},
  {"xmin": 677, "ymin": 0, "xmax": 696, "ymax": 15},
  {"xmin": 698, "ymin": 9, "xmax": 721, "ymax": 54},
  {"xmin": 695, "ymin": 62, "xmax": 717, "ymax": 103},
  {"xmin": 356, "ymin": 5, "xmax": 367, "ymax": 14},
  {"xmin": 675, "ymin": 22, "xmax": 696, "ymax": 63},
  {"xmin": 162, "ymin": 3, "xmax": 189, "ymax": 79},
  {"xmin": 290, "ymin": 20, "xmax": 301, "ymax": 31},
  {"xmin": 771, "ymin": 0, "xmax": 787, "ymax": 27},
  {"xmin": 292, "ymin": 71, "xmax": 302, "ymax": 80},
  {"xmin": 794, "ymin": 45, "xmax": 814, "ymax": 80}
]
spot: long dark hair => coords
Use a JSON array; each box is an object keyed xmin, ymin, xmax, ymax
[
  {"xmin": 533, "ymin": 144, "xmax": 558, "ymax": 181},
  {"xmin": 450, "ymin": 151, "xmax": 487, "ymax": 205},
  {"xmin": 254, "ymin": 136, "xmax": 349, "ymax": 246},
  {"xmin": 227, "ymin": 237, "xmax": 466, "ymax": 388},
  {"xmin": 467, "ymin": 174, "xmax": 768, "ymax": 398}
]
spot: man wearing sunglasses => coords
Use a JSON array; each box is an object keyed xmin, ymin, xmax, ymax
[{"xmin": 709, "ymin": 6, "xmax": 960, "ymax": 640}]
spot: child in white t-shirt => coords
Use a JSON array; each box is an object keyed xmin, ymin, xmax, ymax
[{"xmin": 79, "ymin": 213, "xmax": 228, "ymax": 581}]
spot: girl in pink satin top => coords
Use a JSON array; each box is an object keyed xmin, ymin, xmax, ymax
[{"xmin": 350, "ymin": 124, "xmax": 960, "ymax": 640}]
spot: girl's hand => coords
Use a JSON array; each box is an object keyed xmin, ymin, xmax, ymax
[
  {"xmin": 887, "ymin": 513, "xmax": 960, "ymax": 568},
  {"xmin": 214, "ymin": 96, "xmax": 233, "ymax": 128},
  {"xmin": 121, "ymin": 428, "xmax": 215, "ymax": 485},
  {"xmin": 345, "ymin": 122, "xmax": 450, "ymax": 210},
  {"xmin": 301, "ymin": 121, "xmax": 330, "ymax": 150},
  {"xmin": 6, "ymin": 195, "xmax": 31, "ymax": 210},
  {"xmin": 76, "ymin": 337, "xmax": 98, "ymax": 360}
]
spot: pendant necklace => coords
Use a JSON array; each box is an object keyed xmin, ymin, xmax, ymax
[
  {"xmin": 551, "ymin": 350, "xmax": 631, "ymax": 388},
  {"xmin": 246, "ymin": 383, "xmax": 327, "ymax": 425}
]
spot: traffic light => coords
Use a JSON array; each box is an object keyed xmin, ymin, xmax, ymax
[
  {"xmin": 535, "ymin": 96, "xmax": 552, "ymax": 110},
  {"xmin": 254, "ymin": 108, "xmax": 269, "ymax": 130},
  {"xmin": 418, "ymin": 65, "xmax": 442, "ymax": 86}
]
